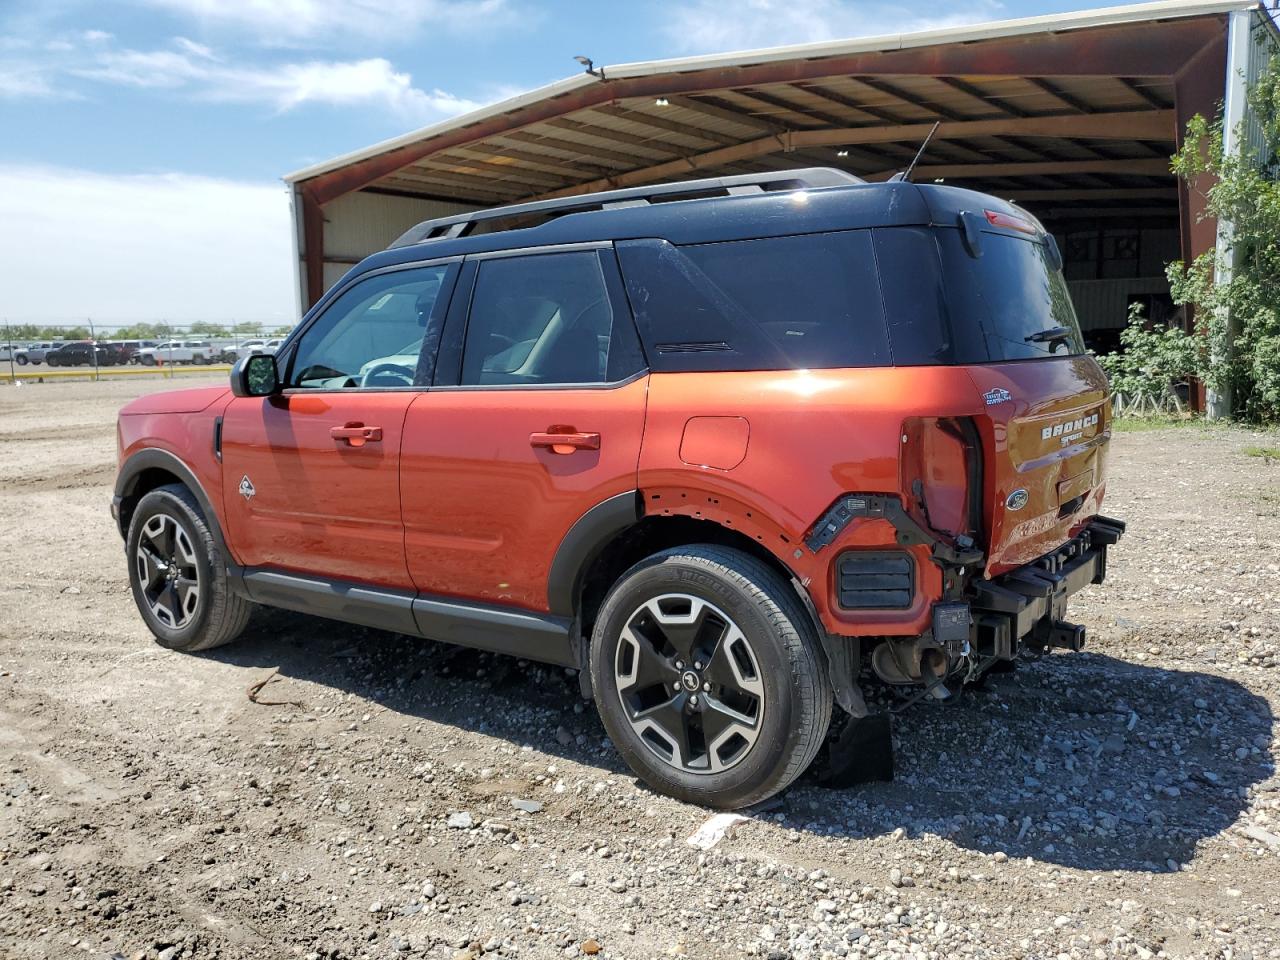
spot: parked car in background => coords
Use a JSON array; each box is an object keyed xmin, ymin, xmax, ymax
[
  {"xmin": 226, "ymin": 338, "xmax": 283, "ymax": 362},
  {"xmin": 135, "ymin": 341, "xmax": 215, "ymax": 365},
  {"xmin": 99, "ymin": 342, "xmax": 135, "ymax": 365},
  {"xmin": 15, "ymin": 342, "xmax": 63, "ymax": 365},
  {"xmin": 0, "ymin": 343, "xmax": 18, "ymax": 363},
  {"xmin": 45, "ymin": 341, "xmax": 110, "ymax": 367},
  {"xmin": 108, "ymin": 340, "xmax": 158, "ymax": 364}
]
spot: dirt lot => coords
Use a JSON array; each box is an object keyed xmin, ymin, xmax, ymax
[{"xmin": 1, "ymin": 377, "xmax": 1278, "ymax": 960}]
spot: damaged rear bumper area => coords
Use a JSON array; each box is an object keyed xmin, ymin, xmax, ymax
[{"xmin": 968, "ymin": 515, "xmax": 1126, "ymax": 660}]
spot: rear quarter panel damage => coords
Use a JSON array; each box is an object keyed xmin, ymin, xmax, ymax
[{"xmin": 637, "ymin": 368, "xmax": 988, "ymax": 638}]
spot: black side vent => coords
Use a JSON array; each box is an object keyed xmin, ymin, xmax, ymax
[
  {"xmin": 837, "ymin": 551, "xmax": 915, "ymax": 610},
  {"xmin": 655, "ymin": 341, "xmax": 732, "ymax": 353}
]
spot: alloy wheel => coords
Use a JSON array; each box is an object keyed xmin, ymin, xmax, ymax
[
  {"xmin": 614, "ymin": 594, "xmax": 766, "ymax": 775},
  {"xmin": 135, "ymin": 514, "xmax": 201, "ymax": 629}
]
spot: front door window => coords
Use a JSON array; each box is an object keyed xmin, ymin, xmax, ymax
[{"xmin": 289, "ymin": 263, "xmax": 456, "ymax": 389}]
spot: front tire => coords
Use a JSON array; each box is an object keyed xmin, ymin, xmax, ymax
[
  {"xmin": 590, "ymin": 545, "xmax": 831, "ymax": 809},
  {"xmin": 126, "ymin": 484, "xmax": 251, "ymax": 652}
]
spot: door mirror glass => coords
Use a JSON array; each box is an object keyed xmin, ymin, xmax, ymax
[{"xmin": 231, "ymin": 354, "xmax": 279, "ymax": 397}]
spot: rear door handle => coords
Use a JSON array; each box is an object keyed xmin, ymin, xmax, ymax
[
  {"xmin": 530, "ymin": 429, "xmax": 600, "ymax": 454},
  {"xmin": 330, "ymin": 422, "xmax": 383, "ymax": 446}
]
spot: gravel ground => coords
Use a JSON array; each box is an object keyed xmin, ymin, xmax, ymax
[{"xmin": 1, "ymin": 378, "xmax": 1278, "ymax": 960}]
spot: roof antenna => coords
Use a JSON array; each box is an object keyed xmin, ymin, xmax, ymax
[{"xmin": 890, "ymin": 121, "xmax": 941, "ymax": 183}]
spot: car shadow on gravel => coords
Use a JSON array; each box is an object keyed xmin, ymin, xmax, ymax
[
  {"xmin": 207, "ymin": 607, "xmax": 633, "ymax": 774},
  {"xmin": 209, "ymin": 611, "xmax": 1274, "ymax": 874},
  {"xmin": 788, "ymin": 653, "xmax": 1275, "ymax": 873}
]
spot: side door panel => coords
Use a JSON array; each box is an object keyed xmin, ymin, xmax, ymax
[
  {"xmin": 401, "ymin": 246, "xmax": 648, "ymax": 613},
  {"xmin": 220, "ymin": 392, "xmax": 415, "ymax": 589},
  {"xmin": 400, "ymin": 379, "xmax": 647, "ymax": 610},
  {"xmin": 219, "ymin": 259, "xmax": 459, "ymax": 591}
]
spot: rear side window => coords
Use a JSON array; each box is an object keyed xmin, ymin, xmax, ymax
[
  {"xmin": 616, "ymin": 232, "xmax": 890, "ymax": 372},
  {"xmin": 872, "ymin": 226, "xmax": 966, "ymax": 365},
  {"xmin": 460, "ymin": 250, "xmax": 642, "ymax": 386},
  {"xmin": 934, "ymin": 229, "xmax": 1085, "ymax": 360}
]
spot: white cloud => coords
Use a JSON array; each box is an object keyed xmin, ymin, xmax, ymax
[
  {"xmin": 0, "ymin": 64, "xmax": 59, "ymax": 99},
  {"xmin": 56, "ymin": 37, "xmax": 486, "ymax": 120},
  {"xmin": 173, "ymin": 36, "xmax": 217, "ymax": 59},
  {"xmin": 662, "ymin": 0, "xmax": 1005, "ymax": 53},
  {"xmin": 77, "ymin": 48, "xmax": 209, "ymax": 89},
  {"xmin": 0, "ymin": 165, "xmax": 296, "ymax": 324},
  {"xmin": 135, "ymin": 0, "xmax": 514, "ymax": 42}
]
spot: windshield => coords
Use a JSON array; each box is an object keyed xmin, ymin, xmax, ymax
[{"xmin": 935, "ymin": 229, "xmax": 1085, "ymax": 361}]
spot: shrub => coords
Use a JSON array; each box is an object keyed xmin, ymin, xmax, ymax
[
  {"xmin": 1167, "ymin": 57, "xmax": 1280, "ymax": 422},
  {"xmin": 1095, "ymin": 303, "xmax": 1200, "ymax": 415}
]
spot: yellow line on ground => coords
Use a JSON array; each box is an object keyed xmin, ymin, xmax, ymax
[{"xmin": 0, "ymin": 365, "xmax": 232, "ymax": 382}]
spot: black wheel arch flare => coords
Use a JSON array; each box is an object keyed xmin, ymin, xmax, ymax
[{"xmin": 113, "ymin": 448, "xmax": 237, "ymax": 572}]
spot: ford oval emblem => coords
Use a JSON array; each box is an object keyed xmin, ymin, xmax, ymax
[{"xmin": 1006, "ymin": 489, "xmax": 1029, "ymax": 511}]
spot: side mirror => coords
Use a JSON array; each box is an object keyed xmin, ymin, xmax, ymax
[{"xmin": 231, "ymin": 354, "xmax": 279, "ymax": 397}]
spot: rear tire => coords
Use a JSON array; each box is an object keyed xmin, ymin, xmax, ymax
[
  {"xmin": 126, "ymin": 484, "xmax": 252, "ymax": 652},
  {"xmin": 590, "ymin": 545, "xmax": 831, "ymax": 809}
]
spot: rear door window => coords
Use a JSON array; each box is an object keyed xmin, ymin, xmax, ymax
[
  {"xmin": 616, "ymin": 232, "xmax": 890, "ymax": 372},
  {"xmin": 458, "ymin": 250, "xmax": 644, "ymax": 386}
]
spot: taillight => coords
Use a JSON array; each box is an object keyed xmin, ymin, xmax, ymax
[
  {"xmin": 984, "ymin": 209, "xmax": 1038, "ymax": 234},
  {"xmin": 900, "ymin": 417, "xmax": 984, "ymax": 541}
]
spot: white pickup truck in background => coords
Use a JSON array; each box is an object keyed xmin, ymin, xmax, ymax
[
  {"xmin": 226, "ymin": 338, "xmax": 283, "ymax": 362},
  {"xmin": 134, "ymin": 341, "xmax": 215, "ymax": 365}
]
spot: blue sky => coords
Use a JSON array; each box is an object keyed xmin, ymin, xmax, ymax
[{"xmin": 0, "ymin": 0, "xmax": 1116, "ymax": 324}]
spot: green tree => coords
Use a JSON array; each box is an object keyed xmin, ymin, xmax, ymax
[
  {"xmin": 1167, "ymin": 55, "xmax": 1280, "ymax": 421},
  {"xmin": 1096, "ymin": 303, "xmax": 1200, "ymax": 414},
  {"xmin": 189, "ymin": 321, "xmax": 229, "ymax": 338}
]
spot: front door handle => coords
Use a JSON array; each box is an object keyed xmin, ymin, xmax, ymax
[
  {"xmin": 530, "ymin": 429, "xmax": 600, "ymax": 454},
  {"xmin": 330, "ymin": 422, "xmax": 383, "ymax": 447}
]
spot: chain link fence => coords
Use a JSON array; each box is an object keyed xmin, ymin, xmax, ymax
[{"xmin": 1, "ymin": 319, "xmax": 295, "ymax": 381}]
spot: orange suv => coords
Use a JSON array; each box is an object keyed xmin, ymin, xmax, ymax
[{"xmin": 113, "ymin": 169, "xmax": 1124, "ymax": 808}]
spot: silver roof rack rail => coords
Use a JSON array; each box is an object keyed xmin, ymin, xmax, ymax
[{"xmin": 389, "ymin": 167, "xmax": 863, "ymax": 248}]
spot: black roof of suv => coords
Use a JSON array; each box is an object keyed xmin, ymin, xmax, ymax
[
  {"xmin": 349, "ymin": 168, "xmax": 1044, "ymax": 279},
  {"xmin": 318, "ymin": 167, "xmax": 1075, "ymax": 372}
]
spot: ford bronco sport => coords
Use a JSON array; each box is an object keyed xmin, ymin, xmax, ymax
[{"xmin": 113, "ymin": 169, "xmax": 1124, "ymax": 809}]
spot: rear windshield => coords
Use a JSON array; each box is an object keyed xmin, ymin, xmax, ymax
[{"xmin": 933, "ymin": 229, "xmax": 1085, "ymax": 361}]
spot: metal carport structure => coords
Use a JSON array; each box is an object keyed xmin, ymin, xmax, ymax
[{"xmin": 284, "ymin": 0, "xmax": 1278, "ymax": 410}]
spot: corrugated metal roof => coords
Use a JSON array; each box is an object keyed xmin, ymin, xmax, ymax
[{"xmin": 284, "ymin": 0, "xmax": 1257, "ymax": 185}]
